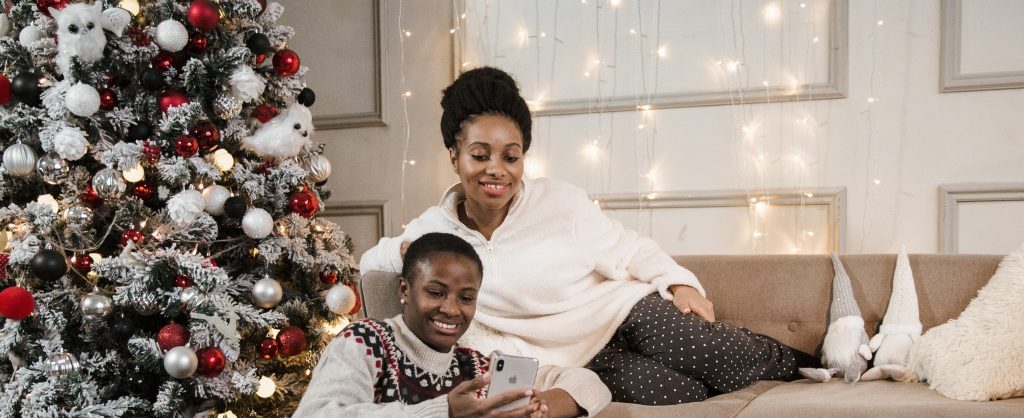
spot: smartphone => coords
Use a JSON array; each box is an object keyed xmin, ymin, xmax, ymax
[{"xmin": 486, "ymin": 353, "xmax": 539, "ymax": 412}]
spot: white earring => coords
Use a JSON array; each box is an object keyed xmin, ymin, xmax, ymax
[{"xmin": 400, "ymin": 298, "xmax": 406, "ymax": 305}]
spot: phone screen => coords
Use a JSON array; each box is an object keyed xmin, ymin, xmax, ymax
[{"xmin": 486, "ymin": 353, "xmax": 539, "ymax": 412}]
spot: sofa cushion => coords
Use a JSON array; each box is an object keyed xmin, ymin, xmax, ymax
[{"xmin": 596, "ymin": 381, "xmax": 783, "ymax": 417}]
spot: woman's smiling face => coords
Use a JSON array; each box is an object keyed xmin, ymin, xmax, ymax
[
  {"xmin": 450, "ymin": 114, "xmax": 525, "ymax": 212},
  {"xmin": 400, "ymin": 252, "xmax": 482, "ymax": 352}
]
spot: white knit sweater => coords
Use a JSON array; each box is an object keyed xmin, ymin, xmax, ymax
[{"xmin": 360, "ymin": 178, "xmax": 704, "ymax": 367}]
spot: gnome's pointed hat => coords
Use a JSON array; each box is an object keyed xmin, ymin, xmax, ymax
[
  {"xmin": 880, "ymin": 246, "xmax": 922, "ymax": 334},
  {"xmin": 829, "ymin": 252, "xmax": 862, "ymax": 324}
]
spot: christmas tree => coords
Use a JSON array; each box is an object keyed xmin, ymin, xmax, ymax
[{"xmin": 0, "ymin": 1, "xmax": 360, "ymax": 416}]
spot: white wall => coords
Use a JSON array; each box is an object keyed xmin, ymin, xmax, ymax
[{"xmin": 286, "ymin": 0, "xmax": 1024, "ymax": 256}]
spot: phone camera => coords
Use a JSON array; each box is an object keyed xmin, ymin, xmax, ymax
[{"xmin": 496, "ymin": 359, "xmax": 504, "ymax": 372}]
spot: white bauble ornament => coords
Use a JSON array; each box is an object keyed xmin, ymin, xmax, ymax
[
  {"xmin": 81, "ymin": 292, "xmax": 113, "ymax": 320},
  {"xmin": 325, "ymin": 285, "xmax": 356, "ymax": 315},
  {"xmin": 241, "ymin": 103, "xmax": 313, "ymax": 159},
  {"xmin": 164, "ymin": 346, "xmax": 198, "ymax": 379},
  {"xmin": 92, "ymin": 168, "xmax": 126, "ymax": 199},
  {"xmin": 229, "ymin": 66, "xmax": 265, "ymax": 103},
  {"xmin": 51, "ymin": 3, "xmax": 106, "ymax": 76},
  {"xmin": 251, "ymin": 277, "xmax": 283, "ymax": 309},
  {"xmin": 53, "ymin": 126, "xmax": 90, "ymax": 161},
  {"xmin": 241, "ymin": 208, "xmax": 273, "ymax": 239},
  {"xmin": 155, "ymin": 20, "xmax": 188, "ymax": 52},
  {"xmin": 0, "ymin": 13, "xmax": 9, "ymax": 37},
  {"xmin": 302, "ymin": 154, "xmax": 332, "ymax": 183},
  {"xmin": 167, "ymin": 189, "xmax": 205, "ymax": 225},
  {"xmin": 18, "ymin": 25, "xmax": 43, "ymax": 47},
  {"xmin": 202, "ymin": 185, "xmax": 231, "ymax": 216},
  {"xmin": 36, "ymin": 153, "xmax": 70, "ymax": 184},
  {"xmin": 101, "ymin": 7, "xmax": 132, "ymax": 37},
  {"xmin": 3, "ymin": 143, "xmax": 37, "ymax": 177},
  {"xmin": 66, "ymin": 82, "xmax": 101, "ymax": 117}
]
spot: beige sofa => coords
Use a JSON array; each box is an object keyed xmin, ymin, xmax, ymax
[{"xmin": 360, "ymin": 254, "xmax": 1024, "ymax": 417}]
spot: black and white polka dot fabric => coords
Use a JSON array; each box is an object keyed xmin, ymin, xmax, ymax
[{"xmin": 586, "ymin": 293, "xmax": 798, "ymax": 405}]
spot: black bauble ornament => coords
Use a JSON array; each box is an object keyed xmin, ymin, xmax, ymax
[
  {"xmin": 126, "ymin": 373, "xmax": 154, "ymax": 396},
  {"xmin": 30, "ymin": 248, "xmax": 68, "ymax": 281},
  {"xmin": 110, "ymin": 316, "xmax": 136, "ymax": 342},
  {"xmin": 128, "ymin": 121, "xmax": 153, "ymax": 142},
  {"xmin": 141, "ymin": 69, "xmax": 164, "ymax": 91},
  {"xmin": 12, "ymin": 72, "xmax": 42, "ymax": 106},
  {"xmin": 245, "ymin": 33, "xmax": 272, "ymax": 55},
  {"xmin": 297, "ymin": 87, "xmax": 316, "ymax": 107},
  {"xmin": 223, "ymin": 196, "xmax": 247, "ymax": 219}
]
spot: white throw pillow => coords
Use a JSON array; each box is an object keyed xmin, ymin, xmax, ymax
[{"xmin": 905, "ymin": 244, "xmax": 1024, "ymax": 401}]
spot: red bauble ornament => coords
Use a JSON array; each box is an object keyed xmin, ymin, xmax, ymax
[
  {"xmin": 188, "ymin": 0, "xmax": 221, "ymax": 32},
  {"xmin": 348, "ymin": 282, "xmax": 362, "ymax": 315},
  {"xmin": 0, "ymin": 74, "xmax": 11, "ymax": 105},
  {"xmin": 159, "ymin": 89, "xmax": 189, "ymax": 113},
  {"xmin": 142, "ymin": 141, "xmax": 161, "ymax": 164},
  {"xmin": 152, "ymin": 50, "xmax": 175, "ymax": 72},
  {"xmin": 120, "ymin": 229, "xmax": 144, "ymax": 247},
  {"xmin": 0, "ymin": 253, "xmax": 9, "ymax": 279},
  {"xmin": 191, "ymin": 121, "xmax": 220, "ymax": 150},
  {"xmin": 254, "ymin": 53, "xmax": 266, "ymax": 66},
  {"xmin": 289, "ymin": 187, "xmax": 318, "ymax": 218},
  {"xmin": 251, "ymin": 104, "xmax": 278, "ymax": 123},
  {"xmin": 174, "ymin": 135, "xmax": 199, "ymax": 157},
  {"xmin": 0, "ymin": 287, "xmax": 35, "ymax": 321},
  {"xmin": 129, "ymin": 27, "xmax": 151, "ymax": 46},
  {"xmin": 71, "ymin": 253, "xmax": 92, "ymax": 274},
  {"xmin": 272, "ymin": 49, "xmax": 301, "ymax": 77},
  {"xmin": 36, "ymin": 0, "xmax": 67, "ymax": 18},
  {"xmin": 195, "ymin": 346, "xmax": 226, "ymax": 377},
  {"xmin": 175, "ymin": 275, "xmax": 191, "ymax": 288},
  {"xmin": 132, "ymin": 181, "xmax": 155, "ymax": 200},
  {"xmin": 157, "ymin": 322, "xmax": 190, "ymax": 351},
  {"xmin": 257, "ymin": 337, "xmax": 279, "ymax": 359},
  {"xmin": 81, "ymin": 186, "xmax": 104, "ymax": 208},
  {"xmin": 276, "ymin": 326, "xmax": 307, "ymax": 356},
  {"xmin": 99, "ymin": 88, "xmax": 118, "ymax": 111},
  {"xmin": 187, "ymin": 32, "xmax": 208, "ymax": 54},
  {"xmin": 320, "ymin": 269, "xmax": 338, "ymax": 285}
]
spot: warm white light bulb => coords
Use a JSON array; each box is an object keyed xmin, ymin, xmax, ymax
[
  {"xmin": 450, "ymin": 28, "xmax": 456, "ymax": 34},
  {"xmin": 656, "ymin": 46, "xmax": 667, "ymax": 58},
  {"xmin": 212, "ymin": 149, "xmax": 234, "ymax": 171},
  {"xmin": 877, "ymin": 20, "xmax": 884, "ymax": 26},
  {"xmin": 763, "ymin": 3, "xmax": 781, "ymax": 24},
  {"xmin": 122, "ymin": 163, "xmax": 145, "ymax": 183},
  {"xmin": 256, "ymin": 377, "xmax": 276, "ymax": 398},
  {"xmin": 119, "ymin": 0, "xmax": 140, "ymax": 15},
  {"xmin": 404, "ymin": 91, "xmax": 412, "ymax": 97},
  {"xmin": 725, "ymin": 60, "xmax": 740, "ymax": 73},
  {"xmin": 610, "ymin": 0, "xmax": 621, "ymax": 7},
  {"xmin": 867, "ymin": 97, "xmax": 876, "ymax": 103},
  {"xmin": 873, "ymin": 179, "xmax": 881, "ymax": 185},
  {"xmin": 812, "ymin": 36, "xmax": 820, "ymax": 44},
  {"xmin": 583, "ymin": 143, "xmax": 600, "ymax": 161}
]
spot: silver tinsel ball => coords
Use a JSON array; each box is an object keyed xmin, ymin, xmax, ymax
[
  {"xmin": 251, "ymin": 277, "xmax": 283, "ymax": 309},
  {"xmin": 92, "ymin": 168, "xmax": 126, "ymax": 199},
  {"xmin": 3, "ymin": 143, "xmax": 38, "ymax": 177},
  {"xmin": 213, "ymin": 93, "xmax": 243, "ymax": 119},
  {"xmin": 36, "ymin": 153, "xmax": 70, "ymax": 185},
  {"xmin": 63, "ymin": 206, "xmax": 94, "ymax": 225},
  {"xmin": 303, "ymin": 154, "xmax": 333, "ymax": 183},
  {"xmin": 44, "ymin": 352, "xmax": 81, "ymax": 378},
  {"xmin": 179, "ymin": 287, "xmax": 207, "ymax": 310},
  {"xmin": 163, "ymin": 346, "xmax": 198, "ymax": 379},
  {"xmin": 81, "ymin": 293, "xmax": 113, "ymax": 320}
]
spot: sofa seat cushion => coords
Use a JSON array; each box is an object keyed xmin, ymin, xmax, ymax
[{"xmin": 596, "ymin": 381, "xmax": 783, "ymax": 417}]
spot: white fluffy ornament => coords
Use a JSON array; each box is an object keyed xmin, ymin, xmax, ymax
[
  {"xmin": 229, "ymin": 66, "xmax": 266, "ymax": 103},
  {"xmin": 51, "ymin": 3, "xmax": 107, "ymax": 76},
  {"xmin": 18, "ymin": 25, "xmax": 44, "ymax": 47},
  {"xmin": 167, "ymin": 189, "xmax": 205, "ymax": 225},
  {"xmin": 53, "ymin": 126, "xmax": 90, "ymax": 161},
  {"xmin": 325, "ymin": 285, "xmax": 356, "ymax": 315},
  {"xmin": 241, "ymin": 102, "xmax": 313, "ymax": 159},
  {"xmin": 242, "ymin": 208, "xmax": 273, "ymax": 239},
  {"xmin": 65, "ymin": 82, "xmax": 101, "ymax": 117},
  {"xmin": 155, "ymin": 20, "xmax": 188, "ymax": 52},
  {"xmin": 101, "ymin": 7, "xmax": 132, "ymax": 37},
  {"xmin": 202, "ymin": 185, "xmax": 231, "ymax": 216},
  {"xmin": 0, "ymin": 13, "xmax": 9, "ymax": 37}
]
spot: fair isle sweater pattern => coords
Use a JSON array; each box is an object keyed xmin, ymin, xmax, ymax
[{"xmin": 346, "ymin": 319, "xmax": 490, "ymax": 405}]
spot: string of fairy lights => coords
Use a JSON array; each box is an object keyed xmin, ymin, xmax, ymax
[{"xmin": 393, "ymin": 0, "xmax": 884, "ymax": 254}]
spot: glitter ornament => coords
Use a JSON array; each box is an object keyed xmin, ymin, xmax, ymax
[
  {"xmin": 223, "ymin": 196, "xmax": 247, "ymax": 219},
  {"xmin": 272, "ymin": 48, "xmax": 300, "ymax": 77},
  {"xmin": 65, "ymin": 83, "xmax": 101, "ymax": 117},
  {"xmin": 241, "ymin": 208, "xmax": 273, "ymax": 239},
  {"xmin": 155, "ymin": 19, "xmax": 188, "ymax": 52},
  {"xmin": 157, "ymin": 322, "xmax": 190, "ymax": 351},
  {"xmin": 101, "ymin": 7, "xmax": 131, "ymax": 37},
  {"xmin": 202, "ymin": 184, "xmax": 230, "ymax": 216},
  {"xmin": 276, "ymin": 326, "xmax": 307, "ymax": 356},
  {"xmin": 37, "ymin": 0, "xmax": 69, "ymax": 18}
]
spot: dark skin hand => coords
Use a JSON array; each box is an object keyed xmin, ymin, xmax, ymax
[
  {"xmin": 448, "ymin": 373, "xmax": 541, "ymax": 418},
  {"xmin": 669, "ymin": 285, "xmax": 715, "ymax": 322}
]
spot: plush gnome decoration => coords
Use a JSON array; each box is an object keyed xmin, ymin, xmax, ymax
[
  {"xmin": 241, "ymin": 102, "xmax": 312, "ymax": 159},
  {"xmin": 861, "ymin": 246, "xmax": 922, "ymax": 381},
  {"xmin": 799, "ymin": 253, "xmax": 872, "ymax": 383},
  {"xmin": 51, "ymin": 3, "xmax": 107, "ymax": 77}
]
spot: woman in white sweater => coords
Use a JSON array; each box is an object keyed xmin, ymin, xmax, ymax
[
  {"xmin": 361, "ymin": 67, "xmax": 814, "ymax": 405},
  {"xmin": 295, "ymin": 233, "xmax": 610, "ymax": 417}
]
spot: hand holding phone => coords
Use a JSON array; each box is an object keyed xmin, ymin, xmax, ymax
[{"xmin": 487, "ymin": 353, "xmax": 540, "ymax": 412}]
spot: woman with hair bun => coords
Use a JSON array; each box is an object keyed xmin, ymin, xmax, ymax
[{"xmin": 361, "ymin": 66, "xmax": 816, "ymax": 406}]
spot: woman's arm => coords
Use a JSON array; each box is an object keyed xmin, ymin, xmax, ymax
[{"xmin": 533, "ymin": 365, "xmax": 611, "ymax": 417}]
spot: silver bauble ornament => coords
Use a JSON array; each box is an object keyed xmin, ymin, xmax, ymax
[
  {"xmin": 302, "ymin": 154, "xmax": 332, "ymax": 183},
  {"xmin": 36, "ymin": 153, "xmax": 70, "ymax": 184},
  {"xmin": 92, "ymin": 168, "xmax": 126, "ymax": 199},
  {"xmin": 251, "ymin": 277, "xmax": 283, "ymax": 309},
  {"xmin": 44, "ymin": 352, "xmax": 81, "ymax": 378},
  {"xmin": 81, "ymin": 293, "xmax": 114, "ymax": 320},
  {"xmin": 180, "ymin": 287, "xmax": 208, "ymax": 310},
  {"xmin": 241, "ymin": 208, "xmax": 273, "ymax": 239},
  {"xmin": 163, "ymin": 346, "xmax": 198, "ymax": 379},
  {"xmin": 325, "ymin": 284, "xmax": 356, "ymax": 315},
  {"xmin": 63, "ymin": 205, "xmax": 94, "ymax": 225},
  {"xmin": 213, "ymin": 92, "xmax": 243, "ymax": 119},
  {"xmin": 3, "ymin": 143, "xmax": 38, "ymax": 177}
]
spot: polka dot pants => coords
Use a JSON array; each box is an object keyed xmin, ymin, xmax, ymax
[{"xmin": 585, "ymin": 293, "xmax": 799, "ymax": 405}]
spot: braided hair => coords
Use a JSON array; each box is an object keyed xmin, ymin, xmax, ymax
[{"xmin": 440, "ymin": 66, "xmax": 533, "ymax": 152}]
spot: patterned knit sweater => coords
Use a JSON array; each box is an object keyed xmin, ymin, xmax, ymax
[{"xmin": 293, "ymin": 315, "xmax": 611, "ymax": 417}]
